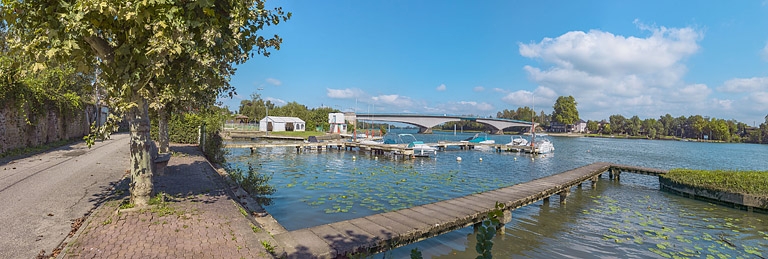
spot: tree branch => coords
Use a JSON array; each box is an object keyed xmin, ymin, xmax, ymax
[{"xmin": 84, "ymin": 35, "xmax": 114, "ymax": 63}]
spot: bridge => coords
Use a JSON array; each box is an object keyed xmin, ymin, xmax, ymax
[
  {"xmin": 354, "ymin": 114, "xmax": 533, "ymax": 134},
  {"xmin": 272, "ymin": 163, "xmax": 668, "ymax": 258}
]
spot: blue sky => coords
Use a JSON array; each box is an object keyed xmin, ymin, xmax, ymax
[{"xmin": 222, "ymin": 1, "xmax": 768, "ymax": 125}]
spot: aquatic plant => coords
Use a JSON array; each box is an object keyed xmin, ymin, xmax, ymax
[{"xmin": 662, "ymin": 169, "xmax": 768, "ymax": 196}]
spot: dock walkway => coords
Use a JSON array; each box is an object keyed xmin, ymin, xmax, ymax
[{"xmin": 272, "ymin": 163, "xmax": 667, "ymax": 258}]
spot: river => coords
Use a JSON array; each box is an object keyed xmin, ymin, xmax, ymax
[{"xmin": 225, "ymin": 130, "xmax": 768, "ymax": 258}]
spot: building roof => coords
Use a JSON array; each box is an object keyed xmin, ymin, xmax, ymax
[{"xmin": 261, "ymin": 116, "xmax": 305, "ymax": 123}]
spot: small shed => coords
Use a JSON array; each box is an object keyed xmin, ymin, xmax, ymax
[
  {"xmin": 328, "ymin": 112, "xmax": 347, "ymax": 134},
  {"xmin": 259, "ymin": 116, "xmax": 306, "ymax": 132},
  {"xmin": 234, "ymin": 115, "xmax": 250, "ymax": 123}
]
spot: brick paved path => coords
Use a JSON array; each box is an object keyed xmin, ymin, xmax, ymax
[{"xmin": 64, "ymin": 145, "xmax": 273, "ymax": 258}]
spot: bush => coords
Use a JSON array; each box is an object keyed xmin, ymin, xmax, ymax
[
  {"xmin": 662, "ymin": 169, "xmax": 768, "ymax": 196},
  {"xmin": 228, "ymin": 164, "xmax": 276, "ymax": 206},
  {"xmin": 149, "ymin": 108, "xmax": 229, "ymax": 163}
]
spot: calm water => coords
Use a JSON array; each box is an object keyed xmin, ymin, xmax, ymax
[{"xmin": 225, "ymin": 130, "xmax": 768, "ymax": 258}]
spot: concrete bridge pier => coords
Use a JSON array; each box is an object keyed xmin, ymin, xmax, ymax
[
  {"xmin": 559, "ymin": 189, "xmax": 570, "ymax": 204},
  {"xmin": 609, "ymin": 168, "xmax": 621, "ymax": 181},
  {"xmin": 418, "ymin": 127, "xmax": 433, "ymax": 134},
  {"xmin": 472, "ymin": 209, "xmax": 512, "ymax": 235},
  {"xmin": 591, "ymin": 176, "xmax": 599, "ymax": 188},
  {"xmin": 493, "ymin": 129, "xmax": 504, "ymax": 135}
]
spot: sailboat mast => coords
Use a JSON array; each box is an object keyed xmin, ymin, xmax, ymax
[{"xmin": 531, "ymin": 94, "xmax": 535, "ymax": 147}]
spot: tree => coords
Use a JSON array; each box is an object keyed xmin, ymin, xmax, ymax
[
  {"xmin": 552, "ymin": 96, "xmax": 579, "ymax": 129},
  {"xmin": 3, "ymin": 0, "xmax": 291, "ymax": 205},
  {"xmin": 603, "ymin": 123, "xmax": 612, "ymax": 135},
  {"xmin": 586, "ymin": 120, "xmax": 599, "ymax": 133},
  {"xmin": 609, "ymin": 114, "xmax": 627, "ymax": 135}
]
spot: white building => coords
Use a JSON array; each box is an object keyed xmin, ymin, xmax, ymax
[
  {"xmin": 259, "ymin": 116, "xmax": 306, "ymax": 132},
  {"xmin": 328, "ymin": 113, "xmax": 347, "ymax": 134}
]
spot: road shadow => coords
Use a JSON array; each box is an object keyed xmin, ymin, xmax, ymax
[{"xmin": 153, "ymin": 145, "xmax": 227, "ymax": 204}]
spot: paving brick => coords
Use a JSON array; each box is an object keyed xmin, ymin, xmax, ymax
[{"xmin": 64, "ymin": 145, "xmax": 273, "ymax": 259}]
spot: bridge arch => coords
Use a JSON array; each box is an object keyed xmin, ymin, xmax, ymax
[{"xmin": 355, "ymin": 114, "xmax": 532, "ymax": 134}]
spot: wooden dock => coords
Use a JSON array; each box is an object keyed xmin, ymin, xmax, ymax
[
  {"xmin": 224, "ymin": 141, "xmax": 415, "ymax": 158},
  {"xmin": 271, "ymin": 163, "xmax": 667, "ymax": 258}
]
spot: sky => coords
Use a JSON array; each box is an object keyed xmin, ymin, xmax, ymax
[{"xmin": 221, "ymin": 0, "xmax": 768, "ymax": 125}]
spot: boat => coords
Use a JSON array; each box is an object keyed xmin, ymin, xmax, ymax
[
  {"xmin": 398, "ymin": 134, "xmax": 437, "ymax": 156},
  {"xmin": 460, "ymin": 133, "xmax": 495, "ymax": 144},
  {"xmin": 506, "ymin": 135, "xmax": 529, "ymax": 147},
  {"xmin": 532, "ymin": 138, "xmax": 555, "ymax": 154}
]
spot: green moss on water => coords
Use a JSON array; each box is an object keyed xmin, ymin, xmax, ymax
[{"xmin": 661, "ymin": 169, "xmax": 768, "ymax": 197}]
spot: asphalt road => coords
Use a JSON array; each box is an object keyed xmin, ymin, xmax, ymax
[{"xmin": 0, "ymin": 133, "xmax": 130, "ymax": 259}]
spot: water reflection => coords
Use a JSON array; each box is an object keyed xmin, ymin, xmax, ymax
[{"xmin": 225, "ymin": 133, "xmax": 768, "ymax": 258}]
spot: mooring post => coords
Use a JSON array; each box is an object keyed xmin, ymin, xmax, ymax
[
  {"xmin": 591, "ymin": 176, "xmax": 598, "ymax": 189},
  {"xmin": 543, "ymin": 197, "xmax": 550, "ymax": 206},
  {"xmin": 559, "ymin": 189, "xmax": 570, "ymax": 204},
  {"xmin": 496, "ymin": 210, "xmax": 512, "ymax": 235}
]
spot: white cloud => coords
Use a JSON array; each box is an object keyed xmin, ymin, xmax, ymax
[
  {"xmin": 501, "ymin": 90, "xmax": 533, "ymax": 106},
  {"xmin": 457, "ymin": 101, "xmax": 494, "ymax": 111},
  {"xmin": 326, "ymin": 88, "xmax": 365, "ymax": 99},
  {"xmin": 371, "ymin": 94, "xmax": 414, "ymax": 107},
  {"xmin": 266, "ymin": 97, "xmax": 287, "ymax": 106},
  {"xmin": 762, "ymin": 42, "xmax": 768, "ymax": 61},
  {"xmin": 492, "ymin": 88, "xmax": 507, "ymax": 93},
  {"xmin": 518, "ymin": 22, "xmax": 706, "ymax": 120},
  {"xmin": 436, "ymin": 84, "xmax": 447, "ymax": 91},
  {"xmin": 719, "ymin": 77, "xmax": 768, "ymax": 93},
  {"xmin": 473, "ymin": 86, "xmax": 485, "ymax": 92},
  {"xmin": 265, "ymin": 78, "xmax": 282, "ymax": 86}
]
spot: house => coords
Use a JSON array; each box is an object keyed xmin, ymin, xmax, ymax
[
  {"xmin": 549, "ymin": 122, "xmax": 568, "ymax": 133},
  {"xmin": 573, "ymin": 119, "xmax": 587, "ymax": 133},
  {"xmin": 259, "ymin": 116, "xmax": 306, "ymax": 132},
  {"xmin": 328, "ymin": 113, "xmax": 347, "ymax": 134},
  {"xmin": 550, "ymin": 119, "xmax": 587, "ymax": 133}
]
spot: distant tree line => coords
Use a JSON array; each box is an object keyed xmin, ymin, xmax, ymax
[
  {"xmin": 591, "ymin": 114, "xmax": 768, "ymax": 143},
  {"xmin": 237, "ymin": 94, "xmax": 338, "ymax": 131},
  {"xmin": 492, "ymin": 95, "xmax": 768, "ymax": 144}
]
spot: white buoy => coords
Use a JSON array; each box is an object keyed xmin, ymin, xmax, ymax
[
  {"xmin": 352, "ymin": 156, "xmax": 357, "ymax": 160},
  {"xmin": 479, "ymin": 158, "xmax": 483, "ymax": 162},
  {"xmin": 456, "ymin": 156, "xmax": 462, "ymax": 161},
  {"xmin": 514, "ymin": 157, "xmax": 517, "ymax": 161}
]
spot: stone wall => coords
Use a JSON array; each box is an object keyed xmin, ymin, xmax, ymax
[{"xmin": 0, "ymin": 104, "xmax": 94, "ymax": 154}]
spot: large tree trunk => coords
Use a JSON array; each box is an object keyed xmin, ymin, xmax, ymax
[
  {"xmin": 129, "ymin": 97, "xmax": 154, "ymax": 206},
  {"xmin": 158, "ymin": 106, "xmax": 169, "ymax": 153}
]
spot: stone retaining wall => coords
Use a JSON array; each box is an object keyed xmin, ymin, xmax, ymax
[
  {"xmin": 659, "ymin": 177, "xmax": 768, "ymax": 213},
  {"xmin": 0, "ymin": 104, "xmax": 94, "ymax": 154}
]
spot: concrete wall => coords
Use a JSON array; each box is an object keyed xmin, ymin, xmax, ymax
[{"xmin": 0, "ymin": 104, "xmax": 94, "ymax": 154}]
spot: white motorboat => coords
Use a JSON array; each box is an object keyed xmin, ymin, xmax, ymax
[
  {"xmin": 506, "ymin": 135, "xmax": 529, "ymax": 147},
  {"xmin": 460, "ymin": 133, "xmax": 495, "ymax": 144},
  {"xmin": 532, "ymin": 139, "xmax": 555, "ymax": 154},
  {"xmin": 399, "ymin": 134, "xmax": 437, "ymax": 156}
]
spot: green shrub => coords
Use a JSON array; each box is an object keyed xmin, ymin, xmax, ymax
[
  {"xmin": 662, "ymin": 169, "xmax": 768, "ymax": 196},
  {"xmin": 228, "ymin": 164, "xmax": 276, "ymax": 206}
]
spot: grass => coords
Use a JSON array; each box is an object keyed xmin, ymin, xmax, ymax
[
  {"xmin": 662, "ymin": 169, "xmax": 768, "ymax": 196},
  {"xmin": 261, "ymin": 240, "xmax": 275, "ymax": 254},
  {"xmin": 267, "ymin": 130, "xmax": 324, "ymax": 138},
  {"xmin": 0, "ymin": 138, "xmax": 76, "ymax": 159}
]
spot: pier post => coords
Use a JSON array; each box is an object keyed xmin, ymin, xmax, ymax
[
  {"xmin": 591, "ymin": 176, "xmax": 598, "ymax": 189},
  {"xmin": 496, "ymin": 210, "xmax": 512, "ymax": 235},
  {"xmin": 559, "ymin": 189, "xmax": 570, "ymax": 204},
  {"xmin": 543, "ymin": 197, "xmax": 550, "ymax": 206}
]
